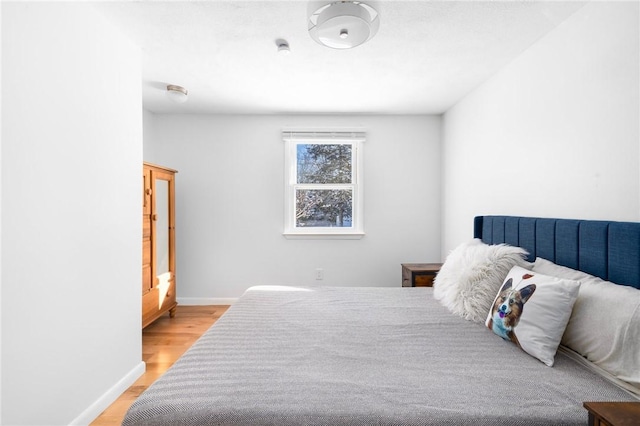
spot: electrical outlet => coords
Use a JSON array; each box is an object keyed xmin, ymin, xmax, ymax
[{"xmin": 315, "ymin": 268, "xmax": 324, "ymax": 280}]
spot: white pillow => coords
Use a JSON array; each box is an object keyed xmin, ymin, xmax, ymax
[
  {"xmin": 433, "ymin": 239, "xmax": 529, "ymax": 323},
  {"xmin": 532, "ymin": 257, "xmax": 640, "ymax": 387},
  {"xmin": 486, "ymin": 265, "xmax": 580, "ymax": 366}
]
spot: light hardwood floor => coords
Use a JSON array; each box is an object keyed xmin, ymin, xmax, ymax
[{"xmin": 91, "ymin": 305, "xmax": 230, "ymax": 425}]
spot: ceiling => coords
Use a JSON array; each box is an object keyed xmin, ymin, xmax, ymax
[{"xmin": 95, "ymin": 0, "xmax": 587, "ymax": 115}]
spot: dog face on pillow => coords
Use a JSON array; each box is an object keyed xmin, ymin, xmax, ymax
[{"xmin": 487, "ymin": 275, "xmax": 536, "ymax": 347}]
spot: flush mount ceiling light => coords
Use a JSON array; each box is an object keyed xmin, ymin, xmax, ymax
[
  {"xmin": 166, "ymin": 84, "xmax": 188, "ymax": 103},
  {"xmin": 308, "ymin": 1, "xmax": 380, "ymax": 49},
  {"xmin": 276, "ymin": 39, "xmax": 291, "ymax": 55}
]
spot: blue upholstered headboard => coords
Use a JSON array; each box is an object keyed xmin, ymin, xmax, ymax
[{"xmin": 474, "ymin": 216, "xmax": 640, "ymax": 289}]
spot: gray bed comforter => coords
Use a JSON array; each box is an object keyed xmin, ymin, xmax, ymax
[{"xmin": 123, "ymin": 286, "xmax": 636, "ymax": 425}]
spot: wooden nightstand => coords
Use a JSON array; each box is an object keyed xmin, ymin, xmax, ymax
[
  {"xmin": 401, "ymin": 263, "xmax": 442, "ymax": 287},
  {"xmin": 583, "ymin": 402, "xmax": 640, "ymax": 426}
]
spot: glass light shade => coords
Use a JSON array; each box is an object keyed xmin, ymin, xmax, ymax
[
  {"xmin": 309, "ymin": 2, "xmax": 379, "ymax": 49},
  {"xmin": 166, "ymin": 85, "xmax": 188, "ymax": 103}
]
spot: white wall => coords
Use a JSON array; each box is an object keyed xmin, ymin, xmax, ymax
[
  {"xmin": 144, "ymin": 114, "xmax": 441, "ymax": 300},
  {"xmin": 0, "ymin": 2, "xmax": 4, "ymax": 421},
  {"xmin": 2, "ymin": 3, "xmax": 143, "ymax": 425},
  {"xmin": 442, "ymin": 1, "xmax": 640, "ymax": 254}
]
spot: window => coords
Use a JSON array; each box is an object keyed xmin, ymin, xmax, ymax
[{"xmin": 283, "ymin": 131, "xmax": 364, "ymax": 239}]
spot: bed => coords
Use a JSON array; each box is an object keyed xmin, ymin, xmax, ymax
[{"xmin": 123, "ymin": 215, "xmax": 640, "ymax": 425}]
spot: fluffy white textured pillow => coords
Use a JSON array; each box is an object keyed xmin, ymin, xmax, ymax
[
  {"xmin": 486, "ymin": 265, "xmax": 580, "ymax": 366},
  {"xmin": 433, "ymin": 239, "xmax": 529, "ymax": 323},
  {"xmin": 532, "ymin": 257, "xmax": 640, "ymax": 387}
]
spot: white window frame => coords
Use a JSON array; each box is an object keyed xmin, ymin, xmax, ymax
[{"xmin": 283, "ymin": 130, "xmax": 365, "ymax": 239}]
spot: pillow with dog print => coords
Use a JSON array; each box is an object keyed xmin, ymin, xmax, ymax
[{"xmin": 485, "ymin": 265, "xmax": 580, "ymax": 366}]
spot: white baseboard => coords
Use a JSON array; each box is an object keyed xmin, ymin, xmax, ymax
[
  {"xmin": 70, "ymin": 361, "xmax": 145, "ymax": 426},
  {"xmin": 177, "ymin": 297, "xmax": 238, "ymax": 305}
]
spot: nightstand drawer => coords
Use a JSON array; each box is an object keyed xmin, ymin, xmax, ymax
[{"xmin": 401, "ymin": 263, "xmax": 442, "ymax": 287}]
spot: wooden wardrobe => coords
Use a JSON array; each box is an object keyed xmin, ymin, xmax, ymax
[{"xmin": 142, "ymin": 162, "xmax": 177, "ymax": 328}]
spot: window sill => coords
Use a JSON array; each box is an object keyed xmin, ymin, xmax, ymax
[{"xmin": 283, "ymin": 232, "xmax": 365, "ymax": 240}]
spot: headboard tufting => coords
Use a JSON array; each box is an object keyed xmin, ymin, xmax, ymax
[{"xmin": 474, "ymin": 215, "xmax": 640, "ymax": 289}]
